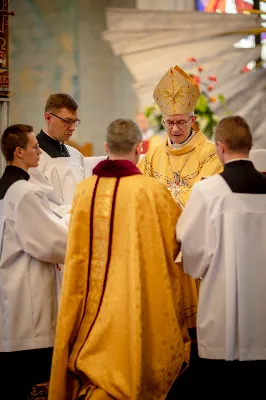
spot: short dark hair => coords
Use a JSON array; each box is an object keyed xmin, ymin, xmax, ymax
[
  {"xmin": 45, "ymin": 93, "xmax": 78, "ymax": 113},
  {"xmin": 215, "ymin": 116, "xmax": 253, "ymax": 152},
  {"xmin": 1, "ymin": 124, "xmax": 33, "ymax": 162},
  {"xmin": 106, "ymin": 118, "xmax": 142, "ymax": 154}
]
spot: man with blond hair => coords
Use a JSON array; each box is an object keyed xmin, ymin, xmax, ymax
[{"xmin": 177, "ymin": 116, "xmax": 266, "ymax": 392}]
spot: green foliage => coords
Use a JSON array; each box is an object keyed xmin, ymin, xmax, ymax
[
  {"xmin": 217, "ymin": 94, "xmax": 231, "ymax": 116},
  {"xmin": 144, "ymin": 104, "xmax": 164, "ymax": 132},
  {"xmin": 195, "ymin": 92, "xmax": 217, "ymax": 138},
  {"xmin": 196, "ymin": 93, "xmax": 209, "ymax": 113}
]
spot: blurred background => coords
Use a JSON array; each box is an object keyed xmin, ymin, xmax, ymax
[{"xmin": 4, "ymin": 0, "xmax": 266, "ymax": 155}]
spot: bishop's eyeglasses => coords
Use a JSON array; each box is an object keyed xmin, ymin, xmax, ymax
[
  {"xmin": 164, "ymin": 116, "xmax": 193, "ymax": 129},
  {"xmin": 50, "ymin": 113, "xmax": 81, "ymax": 128}
]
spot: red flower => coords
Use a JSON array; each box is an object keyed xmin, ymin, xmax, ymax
[
  {"xmin": 241, "ymin": 66, "xmax": 250, "ymax": 73},
  {"xmin": 207, "ymin": 84, "xmax": 214, "ymax": 91},
  {"xmin": 208, "ymin": 76, "xmax": 217, "ymax": 82},
  {"xmin": 197, "ymin": 66, "xmax": 203, "ymax": 72},
  {"xmin": 187, "ymin": 57, "xmax": 197, "ymax": 63},
  {"xmin": 192, "ymin": 75, "xmax": 201, "ymax": 85}
]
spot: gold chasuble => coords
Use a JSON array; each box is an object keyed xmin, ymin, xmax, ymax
[
  {"xmin": 138, "ymin": 131, "xmax": 222, "ymax": 329},
  {"xmin": 48, "ymin": 159, "xmax": 190, "ymax": 400},
  {"xmin": 138, "ymin": 130, "xmax": 222, "ymax": 208}
]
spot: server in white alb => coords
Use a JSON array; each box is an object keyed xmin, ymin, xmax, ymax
[
  {"xmin": 29, "ymin": 93, "xmax": 85, "ymax": 216},
  {"xmin": 0, "ymin": 124, "xmax": 68, "ymax": 399},
  {"xmin": 177, "ymin": 116, "xmax": 266, "ymax": 393}
]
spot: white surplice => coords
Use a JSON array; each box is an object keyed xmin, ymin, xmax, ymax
[
  {"xmin": 29, "ymin": 146, "xmax": 85, "ymax": 217},
  {"xmin": 177, "ymin": 175, "xmax": 266, "ymax": 361},
  {"xmin": 249, "ymin": 149, "xmax": 266, "ymax": 173},
  {"xmin": 0, "ymin": 180, "xmax": 68, "ymax": 352},
  {"xmin": 83, "ymin": 156, "xmax": 107, "ymax": 177}
]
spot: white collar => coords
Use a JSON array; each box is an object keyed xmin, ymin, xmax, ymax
[
  {"xmin": 167, "ymin": 131, "xmax": 195, "ymax": 149},
  {"xmin": 225, "ymin": 158, "xmax": 251, "ymax": 164},
  {"xmin": 42, "ymin": 129, "xmax": 64, "ymax": 145}
]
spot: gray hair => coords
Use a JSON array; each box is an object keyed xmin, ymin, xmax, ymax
[{"xmin": 106, "ymin": 118, "xmax": 142, "ymax": 154}]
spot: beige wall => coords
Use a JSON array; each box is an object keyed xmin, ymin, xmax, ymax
[
  {"xmin": 7, "ymin": 0, "xmax": 195, "ymax": 156},
  {"xmin": 77, "ymin": 0, "xmax": 137, "ymax": 155},
  {"xmin": 136, "ymin": 0, "xmax": 195, "ymax": 10},
  {"xmin": 8, "ymin": 0, "xmax": 136, "ymax": 156}
]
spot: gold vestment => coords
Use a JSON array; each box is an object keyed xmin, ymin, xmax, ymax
[
  {"xmin": 138, "ymin": 131, "xmax": 223, "ymax": 328},
  {"xmin": 48, "ymin": 160, "xmax": 190, "ymax": 400}
]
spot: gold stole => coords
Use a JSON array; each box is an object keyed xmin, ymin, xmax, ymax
[
  {"xmin": 68, "ymin": 177, "xmax": 119, "ymax": 400},
  {"xmin": 177, "ymin": 264, "xmax": 199, "ymax": 329}
]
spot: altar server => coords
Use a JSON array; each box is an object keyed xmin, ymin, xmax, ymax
[
  {"xmin": 0, "ymin": 124, "xmax": 68, "ymax": 399},
  {"xmin": 29, "ymin": 93, "xmax": 85, "ymax": 216},
  {"xmin": 177, "ymin": 116, "xmax": 266, "ymax": 392}
]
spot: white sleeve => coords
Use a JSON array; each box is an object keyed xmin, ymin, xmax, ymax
[
  {"xmin": 61, "ymin": 212, "xmax": 71, "ymax": 227},
  {"xmin": 29, "ymin": 166, "xmax": 64, "ymax": 207},
  {"xmin": 81, "ymin": 154, "xmax": 86, "ymax": 179},
  {"xmin": 176, "ymin": 184, "xmax": 216, "ymax": 278},
  {"xmin": 15, "ymin": 189, "xmax": 68, "ymax": 264},
  {"xmin": 49, "ymin": 203, "xmax": 71, "ymax": 218}
]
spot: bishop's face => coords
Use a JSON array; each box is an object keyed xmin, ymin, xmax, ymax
[
  {"xmin": 163, "ymin": 113, "xmax": 195, "ymax": 144},
  {"xmin": 44, "ymin": 107, "xmax": 80, "ymax": 142}
]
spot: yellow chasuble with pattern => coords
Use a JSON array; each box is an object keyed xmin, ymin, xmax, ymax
[
  {"xmin": 149, "ymin": 133, "xmax": 164, "ymax": 150},
  {"xmin": 48, "ymin": 159, "xmax": 190, "ymax": 400},
  {"xmin": 138, "ymin": 130, "xmax": 223, "ymax": 328}
]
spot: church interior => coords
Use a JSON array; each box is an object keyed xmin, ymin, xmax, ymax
[
  {"xmin": 1, "ymin": 0, "xmax": 266, "ymax": 173},
  {"xmin": 1, "ymin": 2, "xmax": 266, "ymax": 399}
]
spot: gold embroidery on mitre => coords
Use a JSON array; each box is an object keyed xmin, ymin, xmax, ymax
[
  {"xmin": 185, "ymin": 85, "xmax": 192, "ymax": 95},
  {"xmin": 154, "ymin": 65, "xmax": 200, "ymax": 115},
  {"xmin": 163, "ymin": 80, "xmax": 185, "ymax": 114}
]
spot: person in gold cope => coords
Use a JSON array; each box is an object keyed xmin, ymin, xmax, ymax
[
  {"xmin": 138, "ymin": 66, "xmax": 223, "ymax": 333},
  {"xmin": 48, "ymin": 118, "xmax": 190, "ymax": 400}
]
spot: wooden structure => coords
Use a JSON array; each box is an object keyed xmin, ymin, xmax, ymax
[
  {"xmin": 0, "ymin": 0, "xmax": 14, "ymax": 175},
  {"xmin": 68, "ymin": 140, "xmax": 93, "ymax": 156}
]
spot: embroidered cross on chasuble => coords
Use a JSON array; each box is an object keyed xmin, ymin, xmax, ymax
[
  {"xmin": 166, "ymin": 150, "xmax": 191, "ymax": 208},
  {"xmin": 166, "ymin": 172, "xmax": 188, "ymax": 207},
  {"xmin": 167, "ymin": 172, "xmax": 182, "ymax": 198}
]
